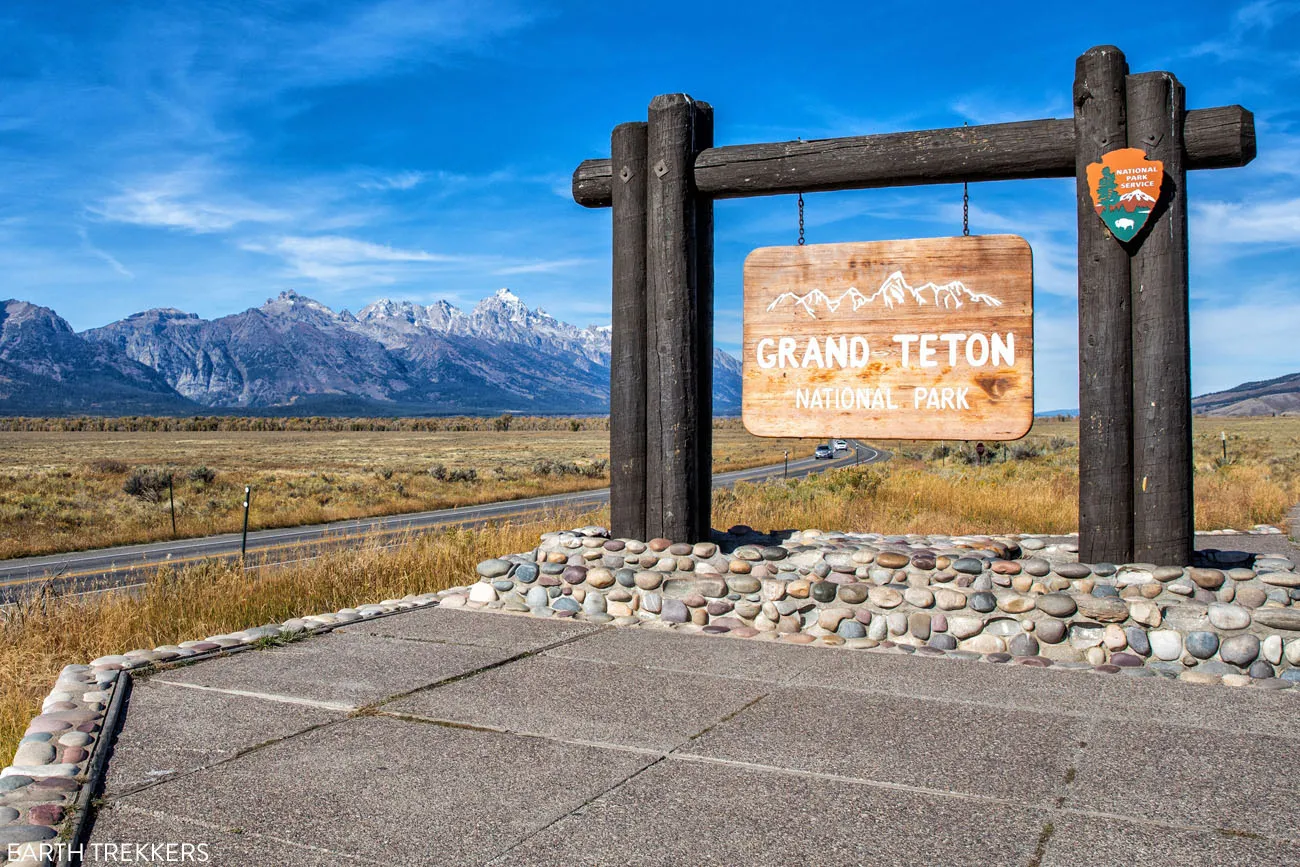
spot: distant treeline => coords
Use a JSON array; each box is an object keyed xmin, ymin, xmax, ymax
[{"xmin": 0, "ymin": 415, "xmax": 613, "ymax": 433}]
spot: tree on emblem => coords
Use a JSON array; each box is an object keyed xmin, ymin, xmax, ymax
[{"xmin": 1096, "ymin": 166, "xmax": 1120, "ymax": 211}]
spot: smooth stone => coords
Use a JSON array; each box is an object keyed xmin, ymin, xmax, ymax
[
  {"xmin": 1220, "ymin": 633, "xmax": 1260, "ymax": 667},
  {"xmin": 1092, "ymin": 562, "xmax": 1119, "ymax": 577},
  {"xmin": 811, "ymin": 582, "xmax": 837, "ymax": 603},
  {"xmin": 1207, "ymin": 603, "xmax": 1251, "ymax": 631},
  {"xmin": 551, "ymin": 596, "xmax": 581, "ymax": 613},
  {"xmin": 13, "ymin": 744, "xmax": 54, "ymax": 766},
  {"xmin": 1009, "ymin": 633, "xmax": 1040, "ymax": 657},
  {"xmin": 635, "ymin": 572, "xmax": 663, "ymax": 591},
  {"xmin": 1149, "ymin": 630, "xmax": 1183, "ymax": 661},
  {"xmin": 1251, "ymin": 609, "xmax": 1300, "ymax": 631},
  {"xmin": 1128, "ymin": 600, "xmax": 1161, "ymax": 627},
  {"xmin": 904, "ymin": 587, "xmax": 935, "ymax": 608},
  {"xmin": 1110, "ymin": 651, "xmax": 1142, "ymax": 667},
  {"xmin": 952, "ymin": 557, "xmax": 984, "ymax": 575},
  {"xmin": 562, "ymin": 565, "xmax": 588, "ymax": 584},
  {"xmin": 0, "ymin": 826, "xmax": 56, "ymax": 845},
  {"xmin": 1036, "ymin": 620, "xmax": 1067, "ymax": 644},
  {"xmin": 726, "ymin": 575, "xmax": 761, "ymax": 594},
  {"xmin": 868, "ymin": 586, "xmax": 903, "ymax": 608},
  {"xmin": 1075, "ymin": 595, "xmax": 1129, "ymax": 623},
  {"xmin": 1262, "ymin": 634, "xmax": 1283, "ymax": 665},
  {"xmin": 1188, "ymin": 568, "xmax": 1226, "ymax": 590},
  {"xmin": 1260, "ymin": 571, "xmax": 1300, "ymax": 588},
  {"xmin": 837, "ymin": 620, "xmax": 867, "ymax": 639},
  {"xmin": 1249, "ymin": 660, "xmax": 1275, "ymax": 679},
  {"xmin": 908, "ymin": 613, "xmax": 932, "ymax": 641},
  {"xmin": 1233, "ymin": 586, "xmax": 1266, "ymax": 609},
  {"xmin": 867, "ymin": 617, "xmax": 888, "ymax": 640},
  {"xmin": 1054, "ymin": 562, "xmax": 1092, "ymax": 579},
  {"xmin": 1022, "ymin": 558, "xmax": 1051, "ymax": 577},
  {"xmin": 948, "ymin": 617, "xmax": 984, "ymax": 639},
  {"xmin": 818, "ymin": 608, "xmax": 852, "ymax": 631},
  {"xmin": 1152, "ymin": 565, "xmax": 1185, "ymax": 582},
  {"xmin": 1037, "ymin": 593, "xmax": 1077, "ymax": 617},
  {"xmin": 997, "ymin": 595, "xmax": 1035, "ymax": 614},
  {"xmin": 467, "ymin": 582, "xmax": 497, "ymax": 604},
  {"xmin": 928, "ymin": 634, "xmax": 958, "ymax": 651},
  {"xmin": 983, "ymin": 619, "xmax": 1021, "ymax": 639},
  {"xmin": 476, "ymin": 559, "xmax": 513, "ymax": 579},
  {"xmin": 1102, "ymin": 624, "xmax": 1128, "ymax": 651},
  {"xmin": 876, "ymin": 552, "xmax": 909, "ymax": 569},
  {"xmin": 586, "ymin": 568, "xmax": 615, "ymax": 589},
  {"xmin": 968, "ymin": 592, "xmax": 996, "ymax": 613},
  {"xmin": 837, "ymin": 584, "xmax": 868, "ymax": 604},
  {"xmin": 0, "ymin": 806, "xmax": 17, "ymax": 822},
  {"xmin": 661, "ymin": 599, "xmax": 689, "ymax": 623},
  {"xmin": 934, "ymin": 589, "xmax": 966, "ymax": 610},
  {"xmin": 0, "ymin": 776, "xmax": 33, "ymax": 793},
  {"xmin": 1125, "ymin": 627, "xmax": 1151, "ymax": 656},
  {"xmin": 964, "ymin": 635, "xmax": 1005, "ymax": 654},
  {"xmin": 1091, "ymin": 584, "xmax": 1120, "ymax": 598},
  {"xmin": 1184, "ymin": 631, "xmax": 1220, "ymax": 659}
]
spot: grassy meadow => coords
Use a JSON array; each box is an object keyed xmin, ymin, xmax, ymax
[
  {"xmin": 0, "ymin": 419, "xmax": 819, "ymax": 560},
  {"xmin": 0, "ymin": 415, "xmax": 1297, "ymax": 758}
]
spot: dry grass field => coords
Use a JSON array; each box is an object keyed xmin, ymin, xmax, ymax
[
  {"xmin": 0, "ymin": 420, "xmax": 819, "ymax": 560},
  {"xmin": 0, "ymin": 416, "xmax": 1296, "ymax": 758}
]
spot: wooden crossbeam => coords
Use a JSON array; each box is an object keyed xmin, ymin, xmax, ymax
[{"xmin": 572, "ymin": 106, "xmax": 1254, "ymax": 208}]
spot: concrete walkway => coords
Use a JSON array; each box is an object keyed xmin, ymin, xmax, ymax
[{"xmin": 86, "ymin": 607, "xmax": 1299, "ymax": 866}]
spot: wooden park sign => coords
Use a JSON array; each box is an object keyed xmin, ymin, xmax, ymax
[
  {"xmin": 742, "ymin": 236, "xmax": 1033, "ymax": 440},
  {"xmin": 573, "ymin": 45, "xmax": 1255, "ymax": 566}
]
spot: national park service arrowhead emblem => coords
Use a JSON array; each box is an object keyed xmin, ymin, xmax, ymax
[{"xmin": 1087, "ymin": 148, "xmax": 1163, "ymax": 243}]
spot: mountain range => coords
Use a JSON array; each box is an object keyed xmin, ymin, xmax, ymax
[{"xmin": 0, "ymin": 290, "xmax": 745, "ymax": 416}]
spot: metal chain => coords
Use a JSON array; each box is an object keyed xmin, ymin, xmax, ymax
[
  {"xmin": 796, "ymin": 136, "xmax": 806, "ymax": 246},
  {"xmin": 962, "ymin": 122, "xmax": 970, "ymax": 236}
]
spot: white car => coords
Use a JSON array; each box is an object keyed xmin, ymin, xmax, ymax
[{"xmin": 832, "ymin": 439, "xmax": 849, "ymax": 452}]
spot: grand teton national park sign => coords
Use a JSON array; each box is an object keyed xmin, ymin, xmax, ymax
[{"xmin": 742, "ymin": 235, "xmax": 1034, "ymax": 440}]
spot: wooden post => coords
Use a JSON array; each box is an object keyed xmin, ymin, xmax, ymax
[
  {"xmin": 692, "ymin": 102, "xmax": 715, "ymax": 542},
  {"xmin": 610, "ymin": 122, "xmax": 649, "ymax": 540},
  {"xmin": 1075, "ymin": 45, "xmax": 1134, "ymax": 563},
  {"xmin": 646, "ymin": 94, "xmax": 704, "ymax": 542},
  {"xmin": 1128, "ymin": 72, "xmax": 1193, "ymax": 564}
]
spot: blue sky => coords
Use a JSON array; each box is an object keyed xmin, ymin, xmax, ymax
[{"xmin": 1, "ymin": 0, "xmax": 1297, "ymax": 411}]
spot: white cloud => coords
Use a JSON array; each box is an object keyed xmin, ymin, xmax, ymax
[
  {"xmin": 359, "ymin": 171, "xmax": 428, "ymax": 191},
  {"xmin": 242, "ymin": 234, "xmax": 464, "ymax": 284},
  {"xmin": 1192, "ymin": 196, "xmax": 1300, "ymax": 245},
  {"xmin": 75, "ymin": 226, "xmax": 133, "ymax": 279},
  {"xmin": 492, "ymin": 258, "xmax": 592, "ymax": 276},
  {"xmin": 90, "ymin": 170, "xmax": 291, "ymax": 233}
]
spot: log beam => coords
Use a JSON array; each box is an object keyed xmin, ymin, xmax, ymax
[{"xmin": 572, "ymin": 105, "xmax": 1254, "ymax": 208}]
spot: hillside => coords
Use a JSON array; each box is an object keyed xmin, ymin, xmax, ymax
[{"xmin": 1192, "ymin": 371, "xmax": 1300, "ymax": 416}]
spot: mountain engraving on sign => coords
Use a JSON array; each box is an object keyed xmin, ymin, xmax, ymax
[
  {"xmin": 766, "ymin": 272, "xmax": 1004, "ymax": 317},
  {"xmin": 742, "ymin": 235, "xmax": 1034, "ymax": 441}
]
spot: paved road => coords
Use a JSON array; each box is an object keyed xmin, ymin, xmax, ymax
[{"xmin": 0, "ymin": 442, "xmax": 883, "ymax": 602}]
